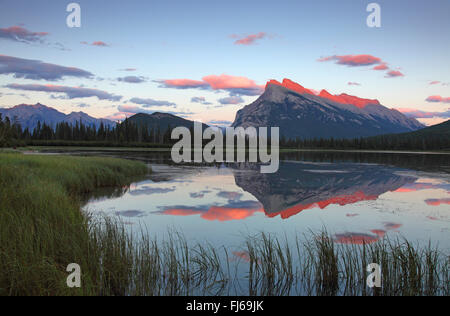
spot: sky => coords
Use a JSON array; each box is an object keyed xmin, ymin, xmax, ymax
[{"xmin": 0, "ymin": 0, "xmax": 449, "ymax": 126}]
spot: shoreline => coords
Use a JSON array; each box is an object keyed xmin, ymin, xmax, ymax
[{"xmin": 3, "ymin": 146, "xmax": 450, "ymax": 155}]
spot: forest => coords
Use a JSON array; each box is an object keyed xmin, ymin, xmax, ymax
[{"xmin": 1, "ymin": 114, "xmax": 449, "ymax": 151}]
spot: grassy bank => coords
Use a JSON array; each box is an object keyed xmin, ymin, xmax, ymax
[
  {"xmin": 0, "ymin": 153, "xmax": 448, "ymax": 296},
  {"xmin": 0, "ymin": 153, "xmax": 148, "ymax": 295}
]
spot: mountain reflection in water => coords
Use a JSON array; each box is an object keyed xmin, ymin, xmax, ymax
[
  {"xmin": 83, "ymin": 153, "xmax": 450, "ymax": 248},
  {"xmin": 232, "ymin": 161, "xmax": 417, "ymax": 219}
]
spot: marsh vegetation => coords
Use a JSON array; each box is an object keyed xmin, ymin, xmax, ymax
[{"xmin": 0, "ymin": 153, "xmax": 448, "ymax": 296}]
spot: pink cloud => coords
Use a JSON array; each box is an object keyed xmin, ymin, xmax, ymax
[
  {"xmin": 333, "ymin": 222, "xmax": 401, "ymax": 245},
  {"xmin": 333, "ymin": 232, "xmax": 384, "ymax": 245},
  {"xmin": 232, "ymin": 251, "xmax": 251, "ymax": 262},
  {"xmin": 0, "ymin": 25, "xmax": 48, "ymax": 43},
  {"xmin": 417, "ymin": 117, "xmax": 449, "ymax": 126},
  {"xmin": 373, "ymin": 63, "xmax": 389, "ymax": 71},
  {"xmin": 425, "ymin": 198, "xmax": 450, "ymax": 206},
  {"xmin": 161, "ymin": 79, "xmax": 208, "ymax": 89},
  {"xmin": 202, "ymin": 74, "xmax": 261, "ymax": 90},
  {"xmin": 318, "ymin": 53, "xmax": 407, "ymax": 80},
  {"xmin": 396, "ymin": 108, "xmax": 450, "ymax": 125},
  {"xmin": 92, "ymin": 41, "xmax": 108, "ymax": 46},
  {"xmin": 426, "ymin": 95, "xmax": 450, "ymax": 103},
  {"xmin": 162, "ymin": 206, "xmax": 264, "ymax": 222},
  {"xmin": 318, "ymin": 54, "xmax": 382, "ymax": 66},
  {"xmin": 383, "ymin": 222, "xmax": 402, "ymax": 230},
  {"xmin": 385, "ymin": 70, "xmax": 404, "ymax": 78},
  {"xmin": 157, "ymin": 74, "xmax": 264, "ymax": 96},
  {"xmin": 105, "ymin": 112, "xmax": 129, "ymax": 121},
  {"xmin": 429, "ymin": 81, "xmax": 441, "ymax": 85},
  {"xmin": 396, "ymin": 108, "xmax": 450, "ymax": 119},
  {"xmin": 81, "ymin": 41, "xmax": 109, "ymax": 47},
  {"xmin": 395, "ymin": 183, "xmax": 435, "ymax": 192},
  {"xmin": 232, "ymin": 32, "xmax": 267, "ymax": 45},
  {"xmin": 347, "ymin": 82, "xmax": 361, "ymax": 86}
]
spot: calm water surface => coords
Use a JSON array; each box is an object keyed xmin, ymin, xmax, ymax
[{"xmin": 80, "ymin": 151, "xmax": 450, "ymax": 253}]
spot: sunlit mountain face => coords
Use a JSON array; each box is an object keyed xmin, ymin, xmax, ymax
[
  {"xmin": 232, "ymin": 78, "xmax": 424, "ymax": 139},
  {"xmin": 265, "ymin": 79, "xmax": 381, "ymax": 109},
  {"xmin": 83, "ymin": 153, "xmax": 450, "ymax": 249}
]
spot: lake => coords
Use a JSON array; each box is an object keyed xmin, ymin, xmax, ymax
[{"xmin": 79, "ymin": 151, "xmax": 450, "ymax": 253}]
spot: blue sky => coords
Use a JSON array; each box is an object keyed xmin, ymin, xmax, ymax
[{"xmin": 0, "ymin": 0, "xmax": 449, "ymax": 125}]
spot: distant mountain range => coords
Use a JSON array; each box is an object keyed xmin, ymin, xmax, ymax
[
  {"xmin": 0, "ymin": 82, "xmax": 432, "ymax": 141},
  {"xmin": 232, "ymin": 79, "xmax": 424, "ymax": 139},
  {"xmin": 0, "ymin": 103, "xmax": 115, "ymax": 130},
  {"xmin": 0, "ymin": 104, "xmax": 209, "ymax": 133}
]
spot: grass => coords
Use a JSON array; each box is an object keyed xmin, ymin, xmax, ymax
[
  {"xmin": 237, "ymin": 232, "xmax": 449, "ymax": 296},
  {"xmin": 77, "ymin": 228, "xmax": 448, "ymax": 296},
  {"xmin": 0, "ymin": 153, "xmax": 448, "ymax": 296},
  {"xmin": 26, "ymin": 146, "xmax": 172, "ymax": 152},
  {"xmin": 0, "ymin": 153, "xmax": 148, "ymax": 295}
]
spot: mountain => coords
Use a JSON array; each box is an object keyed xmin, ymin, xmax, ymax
[
  {"xmin": 65, "ymin": 111, "xmax": 115, "ymax": 128},
  {"xmin": 0, "ymin": 103, "xmax": 115, "ymax": 130},
  {"xmin": 391, "ymin": 119, "xmax": 450, "ymax": 137},
  {"xmin": 366, "ymin": 119, "xmax": 450, "ymax": 150},
  {"xmin": 232, "ymin": 79, "xmax": 424, "ymax": 139},
  {"xmin": 126, "ymin": 112, "xmax": 208, "ymax": 132}
]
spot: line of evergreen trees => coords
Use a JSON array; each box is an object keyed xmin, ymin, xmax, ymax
[
  {"xmin": 0, "ymin": 115, "xmax": 174, "ymax": 147},
  {"xmin": 280, "ymin": 134, "xmax": 450, "ymax": 151},
  {"xmin": 1, "ymin": 114, "xmax": 449, "ymax": 151},
  {"xmin": 0, "ymin": 114, "xmax": 22, "ymax": 147}
]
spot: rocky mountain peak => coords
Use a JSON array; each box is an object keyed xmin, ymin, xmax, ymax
[
  {"xmin": 265, "ymin": 78, "xmax": 380, "ymax": 109},
  {"xmin": 233, "ymin": 78, "xmax": 424, "ymax": 139},
  {"xmin": 0, "ymin": 103, "xmax": 115, "ymax": 130}
]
